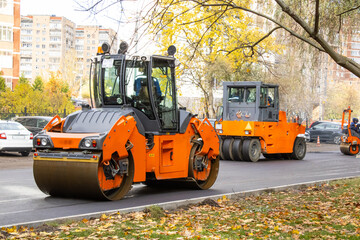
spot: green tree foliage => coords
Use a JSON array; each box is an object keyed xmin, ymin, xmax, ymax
[
  {"xmin": 0, "ymin": 71, "xmax": 75, "ymax": 118},
  {"xmin": 18, "ymin": 73, "xmax": 29, "ymax": 85},
  {"xmin": 44, "ymin": 71, "xmax": 74, "ymax": 112},
  {"xmin": 32, "ymin": 75, "xmax": 44, "ymax": 92},
  {"xmin": 0, "ymin": 71, "xmax": 6, "ymax": 92}
]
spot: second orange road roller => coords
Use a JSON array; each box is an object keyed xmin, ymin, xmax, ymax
[
  {"xmin": 215, "ymin": 81, "xmax": 306, "ymax": 162},
  {"xmin": 32, "ymin": 43, "xmax": 220, "ymax": 200},
  {"xmin": 340, "ymin": 106, "xmax": 360, "ymax": 155}
]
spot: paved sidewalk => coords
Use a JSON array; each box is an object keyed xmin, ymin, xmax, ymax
[{"xmin": 306, "ymin": 142, "xmax": 340, "ymax": 153}]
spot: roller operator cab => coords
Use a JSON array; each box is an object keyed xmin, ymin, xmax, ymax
[
  {"xmin": 215, "ymin": 81, "xmax": 306, "ymax": 162},
  {"xmin": 32, "ymin": 42, "xmax": 220, "ymax": 201}
]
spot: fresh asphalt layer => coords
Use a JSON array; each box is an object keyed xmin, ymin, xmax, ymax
[{"xmin": 0, "ymin": 147, "xmax": 360, "ymax": 227}]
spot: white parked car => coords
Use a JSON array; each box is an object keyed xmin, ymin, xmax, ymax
[{"xmin": 0, "ymin": 120, "xmax": 33, "ymax": 156}]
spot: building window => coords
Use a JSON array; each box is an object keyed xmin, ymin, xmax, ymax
[
  {"xmin": 0, "ymin": 25, "xmax": 12, "ymax": 41},
  {"xmin": 21, "ymin": 29, "xmax": 32, "ymax": 35},
  {"xmin": 21, "ymin": 36, "xmax": 32, "ymax": 41},
  {"xmin": 0, "ymin": 49, "xmax": 12, "ymax": 68},
  {"xmin": 0, "ymin": 0, "xmax": 7, "ymax": 8},
  {"xmin": 351, "ymin": 50, "xmax": 360, "ymax": 57},
  {"xmin": 21, "ymin": 43, "xmax": 32, "ymax": 48},
  {"xmin": 352, "ymin": 42, "xmax": 360, "ymax": 49},
  {"xmin": 50, "ymin": 36, "xmax": 61, "ymax": 42}
]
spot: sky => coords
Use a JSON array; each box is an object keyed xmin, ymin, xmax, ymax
[{"xmin": 20, "ymin": 0, "xmax": 148, "ymax": 45}]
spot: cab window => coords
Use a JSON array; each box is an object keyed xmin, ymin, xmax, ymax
[
  {"xmin": 125, "ymin": 60, "xmax": 155, "ymax": 120},
  {"xmin": 152, "ymin": 58, "xmax": 177, "ymax": 129},
  {"xmin": 228, "ymin": 87, "xmax": 244, "ymax": 102},
  {"xmin": 245, "ymin": 87, "xmax": 256, "ymax": 103}
]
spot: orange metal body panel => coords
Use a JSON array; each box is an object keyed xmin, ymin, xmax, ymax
[
  {"xmin": 101, "ymin": 115, "xmax": 146, "ymax": 183},
  {"xmin": 44, "ymin": 115, "xmax": 64, "ymax": 132},
  {"xmin": 192, "ymin": 118, "xmax": 219, "ymax": 159},
  {"xmin": 219, "ymin": 111, "xmax": 305, "ymax": 154},
  {"xmin": 144, "ymin": 117, "xmax": 219, "ymax": 181},
  {"xmin": 48, "ymin": 132, "xmax": 100, "ymax": 149}
]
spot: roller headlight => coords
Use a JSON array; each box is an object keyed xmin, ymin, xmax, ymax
[
  {"xmin": 41, "ymin": 138, "xmax": 48, "ymax": 146},
  {"xmin": 79, "ymin": 134, "xmax": 107, "ymax": 150},
  {"xmin": 84, "ymin": 139, "xmax": 91, "ymax": 148},
  {"xmin": 34, "ymin": 135, "xmax": 54, "ymax": 148}
]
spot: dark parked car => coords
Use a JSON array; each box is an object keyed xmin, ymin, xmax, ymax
[
  {"xmin": 305, "ymin": 121, "xmax": 343, "ymax": 144},
  {"xmin": 13, "ymin": 116, "xmax": 53, "ymax": 135}
]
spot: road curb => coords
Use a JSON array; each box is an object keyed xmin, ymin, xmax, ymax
[{"xmin": 1, "ymin": 175, "xmax": 358, "ymax": 229}]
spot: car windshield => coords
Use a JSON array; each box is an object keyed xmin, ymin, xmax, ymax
[{"xmin": 0, "ymin": 122, "xmax": 26, "ymax": 130}]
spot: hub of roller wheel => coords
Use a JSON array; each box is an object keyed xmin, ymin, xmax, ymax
[
  {"xmin": 188, "ymin": 143, "xmax": 219, "ymax": 190},
  {"xmin": 33, "ymin": 151, "xmax": 134, "ymax": 200}
]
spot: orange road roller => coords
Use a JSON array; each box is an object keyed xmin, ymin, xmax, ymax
[
  {"xmin": 32, "ymin": 43, "xmax": 220, "ymax": 200},
  {"xmin": 340, "ymin": 106, "xmax": 360, "ymax": 155},
  {"xmin": 214, "ymin": 81, "xmax": 306, "ymax": 162}
]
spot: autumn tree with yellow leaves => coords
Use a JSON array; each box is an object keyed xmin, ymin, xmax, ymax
[
  {"xmin": 147, "ymin": 0, "xmax": 282, "ymax": 117},
  {"xmin": 0, "ymin": 71, "xmax": 75, "ymax": 119}
]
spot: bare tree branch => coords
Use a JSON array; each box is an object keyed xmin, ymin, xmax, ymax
[
  {"xmin": 314, "ymin": 0, "xmax": 320, "ymax": 35},
  {"xmin": 218, "ymin": 26, "xmax": 282, "ymax": 57},
  {"xmin": 74, "ymin": 0, "xmax": 103, "ymax": 12},
  {"xmin": 275, "ymin": 0, "xmax": 360, "ymax": 77},
  {"xmin": 190, "ymin": 5, "xmax": 229, "ymax": 61},
  {"xmin": 337, "ymin": 4, "xmax": 360, "ymax": 16},
  {"xmin": 190, "ymin": 0, "xmax": 325, "ymax": 52},
  {"xmin": 337, "ymin": 4, "xmax": 360, "ymax": 33}
]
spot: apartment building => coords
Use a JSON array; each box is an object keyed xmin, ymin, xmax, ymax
[
  {"xmin": 0, "ymin": 0, "xmax": 20, "ymax": 90},
  {"xmin": 20, "ymin": 15, "xmax": 75, "ymax": 81},
  {"xmin": 75, "ymin": 26, "xmax": 117, "ymax": 83},
  {"xmin": 327, "ymin": 30, "xmax": 360, "ymax": 84}
]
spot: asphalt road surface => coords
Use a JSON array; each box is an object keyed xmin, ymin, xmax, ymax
[{"xmin": 1, "ymin": 143, "xmax": 360, "ymax": 227}]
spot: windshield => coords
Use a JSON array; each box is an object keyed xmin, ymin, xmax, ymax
[
  {"xmin": 227, "ymin": 87, "xmax": 256, "ymax": 103},
  {"xmin": 0, "ymin": 122, "xmax": 26, "ymax": 130},
  {"xmin": 152, "ymin": 58, "xmax": 177, "ymax": 129},
  {"xmin": 125, "ymin": 59, "xmax": 155, "ymax": 119},
  {"xmin": 102, "ymin": 59, "xmax": 124, "ymax": 105},
  {"xmin": 100, "ymin": 57, "xmax": 155, "ymax": 119}
]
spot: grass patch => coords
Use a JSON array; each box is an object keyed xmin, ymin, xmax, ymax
[{"xmin": 2, "ymin": 178, "xmax": 360, "ymax": 239}]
